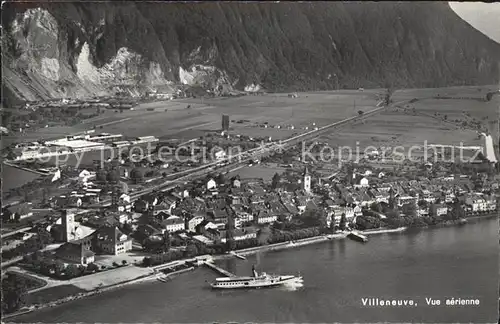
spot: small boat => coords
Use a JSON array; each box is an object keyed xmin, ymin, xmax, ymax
[{"xmin": 210, "ymin": 266, "xmax": 302, "ymax": 290}]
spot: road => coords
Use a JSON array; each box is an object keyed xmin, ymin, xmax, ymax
[{"xmin": 1, "ymin": 243, "xmax": 63, "ymax": 269}]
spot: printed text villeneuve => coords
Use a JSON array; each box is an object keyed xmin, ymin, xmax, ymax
[{"xmin": 362, "ymin": 297, "xmax": 480, "ymax": 307}]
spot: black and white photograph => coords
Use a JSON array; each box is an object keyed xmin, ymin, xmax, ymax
[{"xmin": 1, "ymin": 1, "xmax": 499, "ymax": 323}]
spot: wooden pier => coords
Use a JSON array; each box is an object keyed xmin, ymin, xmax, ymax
[
  {"xmin": 229, "ymin": 251, "xmax": 247, "ymax": 260},
  {"xmin": 203, "ymin": 261, "xmax": 235, "ymax": 277}
]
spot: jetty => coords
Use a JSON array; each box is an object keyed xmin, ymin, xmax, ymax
[
  {"xmin": 361, "ymin": 227, "xmax": 407, "ymax": 235},
  {"xmin": 229, "ymin": 251, "xmax": 247, "ymax": 260},
  {"xmin": 203, "ymin": 261, "xmax": 235, "ymax": 277},
  {"xmin": 347, "ymin": 231, "xmax": 368, "ymax": 243},
  {"xmin": 156, "ymin": 267, "xmax": 195, "ymax": 283}
]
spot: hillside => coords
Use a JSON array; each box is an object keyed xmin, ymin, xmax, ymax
[{"xmin": 2, "ymin": 2, "xmax": 500, "ymax": 105}]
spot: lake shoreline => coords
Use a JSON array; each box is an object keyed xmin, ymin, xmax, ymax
[{"xmin": 4, "ymin": 214, "xmax": 495, "ymax": 320}]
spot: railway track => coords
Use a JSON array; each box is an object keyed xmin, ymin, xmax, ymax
[
  {"xmin": 2, "ymin": 98, "xmax": 399, "ymax": 238},
  {"xmin": 101, "ymin": 100, "xmax": 397, "ymax": 205}
]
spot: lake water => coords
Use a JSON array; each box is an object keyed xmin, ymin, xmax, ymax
[
  {"xmin": 12, "ymin": 218, "xmax": 498, "ymax": 323},
  {"xmin": 2, "ymin": 164, "xmax": 41, "ymax": 191}
]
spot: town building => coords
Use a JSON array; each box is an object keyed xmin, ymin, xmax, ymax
[
  {"xmin": 55, "ymin": 238, "xmax": 95, "ymax": 265},
  {"xmin": 430, "ymin": 204, "xmax": 448, "ymax": 217},
  {"xmin": 61, "ymin": 209, "xmax": 81, "ymax": 242},
  {"xmin": 207, "ymin": 178, "xmax": 217, "ymax": 190},
  {"xmin": 255, "ymin": 210, "xmax": 278, "ymax": 224},
  {"xmin": 161, "ymin": 215, "xmax": 186, "ymax": 233},
  {"xmin": 187, "ymin": 215, "xmax": 205, "ymax": 233},
  {"xmin": 219, "ymin": 228, "xmax": 257, "ymax": 243},
  {"xmin": 95, "ymin": 226, "xmax": 132, "ymax": 255}
]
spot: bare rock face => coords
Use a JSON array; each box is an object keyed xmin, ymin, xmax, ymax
[{"xmin": 2, "ymin": 2, "xmax": 500, "ymax": 104}]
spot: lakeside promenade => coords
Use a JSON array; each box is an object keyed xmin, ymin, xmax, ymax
[{"xmin": 4, "ymin": 216, "xmax": 496, "ymax": 320}]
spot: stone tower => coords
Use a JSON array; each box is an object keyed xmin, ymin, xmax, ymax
[
  {"xmin": 61, "ymin": 209, "xmax": 76, "ymax": 242},
  {"xmin": 389, "ymin": 187, "xmax": 396, "ymax": 209},
  {"xmin": 303, "ymin": 166, "xmax": 311, "ymax": 193}
]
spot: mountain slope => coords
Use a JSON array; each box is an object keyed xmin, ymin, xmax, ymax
[{"xmin": 2, "ymin": 2, "xmax": 500, "ymax": 104}]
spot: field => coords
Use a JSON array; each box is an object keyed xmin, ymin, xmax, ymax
[
  {"xmin": 226, "ymin": 164, "xmax": 289, "ymax": 181},
  {"xmin": 317, "ymin": 86, "xmax": 499, "ymax": 160},
  {"xmin": 4, "ymin": 86, "xmax": 498, "ymax": 190},
  {"xmin": 89, "ymin": 91, "xmax": 382, "ymax": 142},
  {"xmin": 5, "ymin": 90, "xmax": 383, "ymax": 144}
]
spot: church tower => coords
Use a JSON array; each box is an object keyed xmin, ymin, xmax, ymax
[
  {"xmin": 303, "ymin": 166, "xmax": 311, "ymax": 193},
  {"xmin": 389, "ymin": 187, "xmax": 396, "ymax": 209},
  {"xmin": 62, "ymin": 209, "xmax": 76, "ymax": 242}
]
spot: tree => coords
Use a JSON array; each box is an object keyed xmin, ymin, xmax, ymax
[
  {"xmin": 96, "ymin": 169, "xmax": 107, "ymax": 183},
  {"xmin": 418, "ymin": 200, "xmax": 429, "ymax": 209},
  {"xmin": 216, "ymin": 173, "xmax": 226, "ymax": 185},
  {"xmin": 87, "ymin": 263, "xmax": 98, "ymax": 273},
  {"xmin": 142, "ymin": 257, "xmax": 152, "ymax": 267},
  {"xmin": 450, "ymin": 202, "xmax": 466, "ymax": 220},
  {"xmin": 65, "ymin": 264, "xmax": 80, "ymax": 278},
  {"xmin": 225, "ymin": 213, "xmax": 235, "ymax": 251},
  {"xmin": 271, "ymin": 172, "xmax": 281, "ymax": 189},
  {"xmin": 122, "ymin": 222, "xmax": 133, "ymax": 234},
  {"xmin": 1, "ymin": 275, "xmax": 27, "ymax": 313},
  {"xmin": 106, "ymin": 168, "xmax": 120, "ymax": 183},
  {"xmin": 339, "ymin": 213, "xmax": 347, "ymax": 230},
  {"xmin": 185, "ymin": 243, "xmax": 199, "ymax": 258},
  {"xmin": 122, "ymin": 260, "xmax": 127, "ymax": 266},
  {"xmin": 54, "ymin": 260, "xmax": 65, "ymax": 277},
  {"xmin": 370, "ymin": 202, "xmax": 382, "ymax": 213},
  {"xmin": 402, "ymin": 203, "xmax": 417, "ymax": 218},
  {"xmin": 130, "ymin": 168, "xmax": 144, "ymax": 184},
  {"xmin": 41, "ymin": 188, "xmax": 49, "ymax": 205},
  {"xmin": 163, "ymin": 231, "xmax": 171, "ymax": 252},
  {"xmin": 112, "ymin": 262, "xmax": 119, "ymax": 267}
]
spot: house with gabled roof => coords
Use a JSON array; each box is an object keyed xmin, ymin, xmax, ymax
[
  {"xmin": 136, "ymin": 224, "xmax": 163, "ymax": 243},
  {"xmin": 195, "ymin": 219, "xmax": 219, "ymax": 234},
  {"xmin": 153, "ymin": 198, "xmax": 177, "ymax": 216},
  {"xmin": 187, "ymin": 215, "xmax": 205, "ymax": 233},
  {"xmin": 160, "ymin": 215, "xmax": 185, "ymax": 233},
  {"xmin": 134, "ymin": 199, "xmax": 150, "ymax": 213},
  {"xmin": 208, "ymin": 208, "xmax": 230, "ymax": 227},
  {"xmin": 55, "ymin": 239, "xmax": 95, "ymax": 265},
  {"xmin": 255, "ymin": 210, "xmax": 277, "ymax": 224},
  {"xmin": 207, "ymin": 178, "xmax": 217, "ymax": 190},
  {"xmin": 94, "ymin": 226, "xmax": 132, "ymax": 255}
]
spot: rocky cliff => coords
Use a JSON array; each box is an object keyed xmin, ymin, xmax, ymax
[{"xmin": 2, "ymin": 2, "xmax": 500, "ymax": 105}]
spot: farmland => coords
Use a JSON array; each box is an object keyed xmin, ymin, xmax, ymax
[
  {"xmin": 89, "ymin": 90, "xmax": 382, "ymax": 142},
  {"xmin": 4, "ymin": 85, "xmax": 498, "ymax": 191},
  {"xmin": 317, "ymin": 86, "xmax": 499, "ymax": 157}
]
